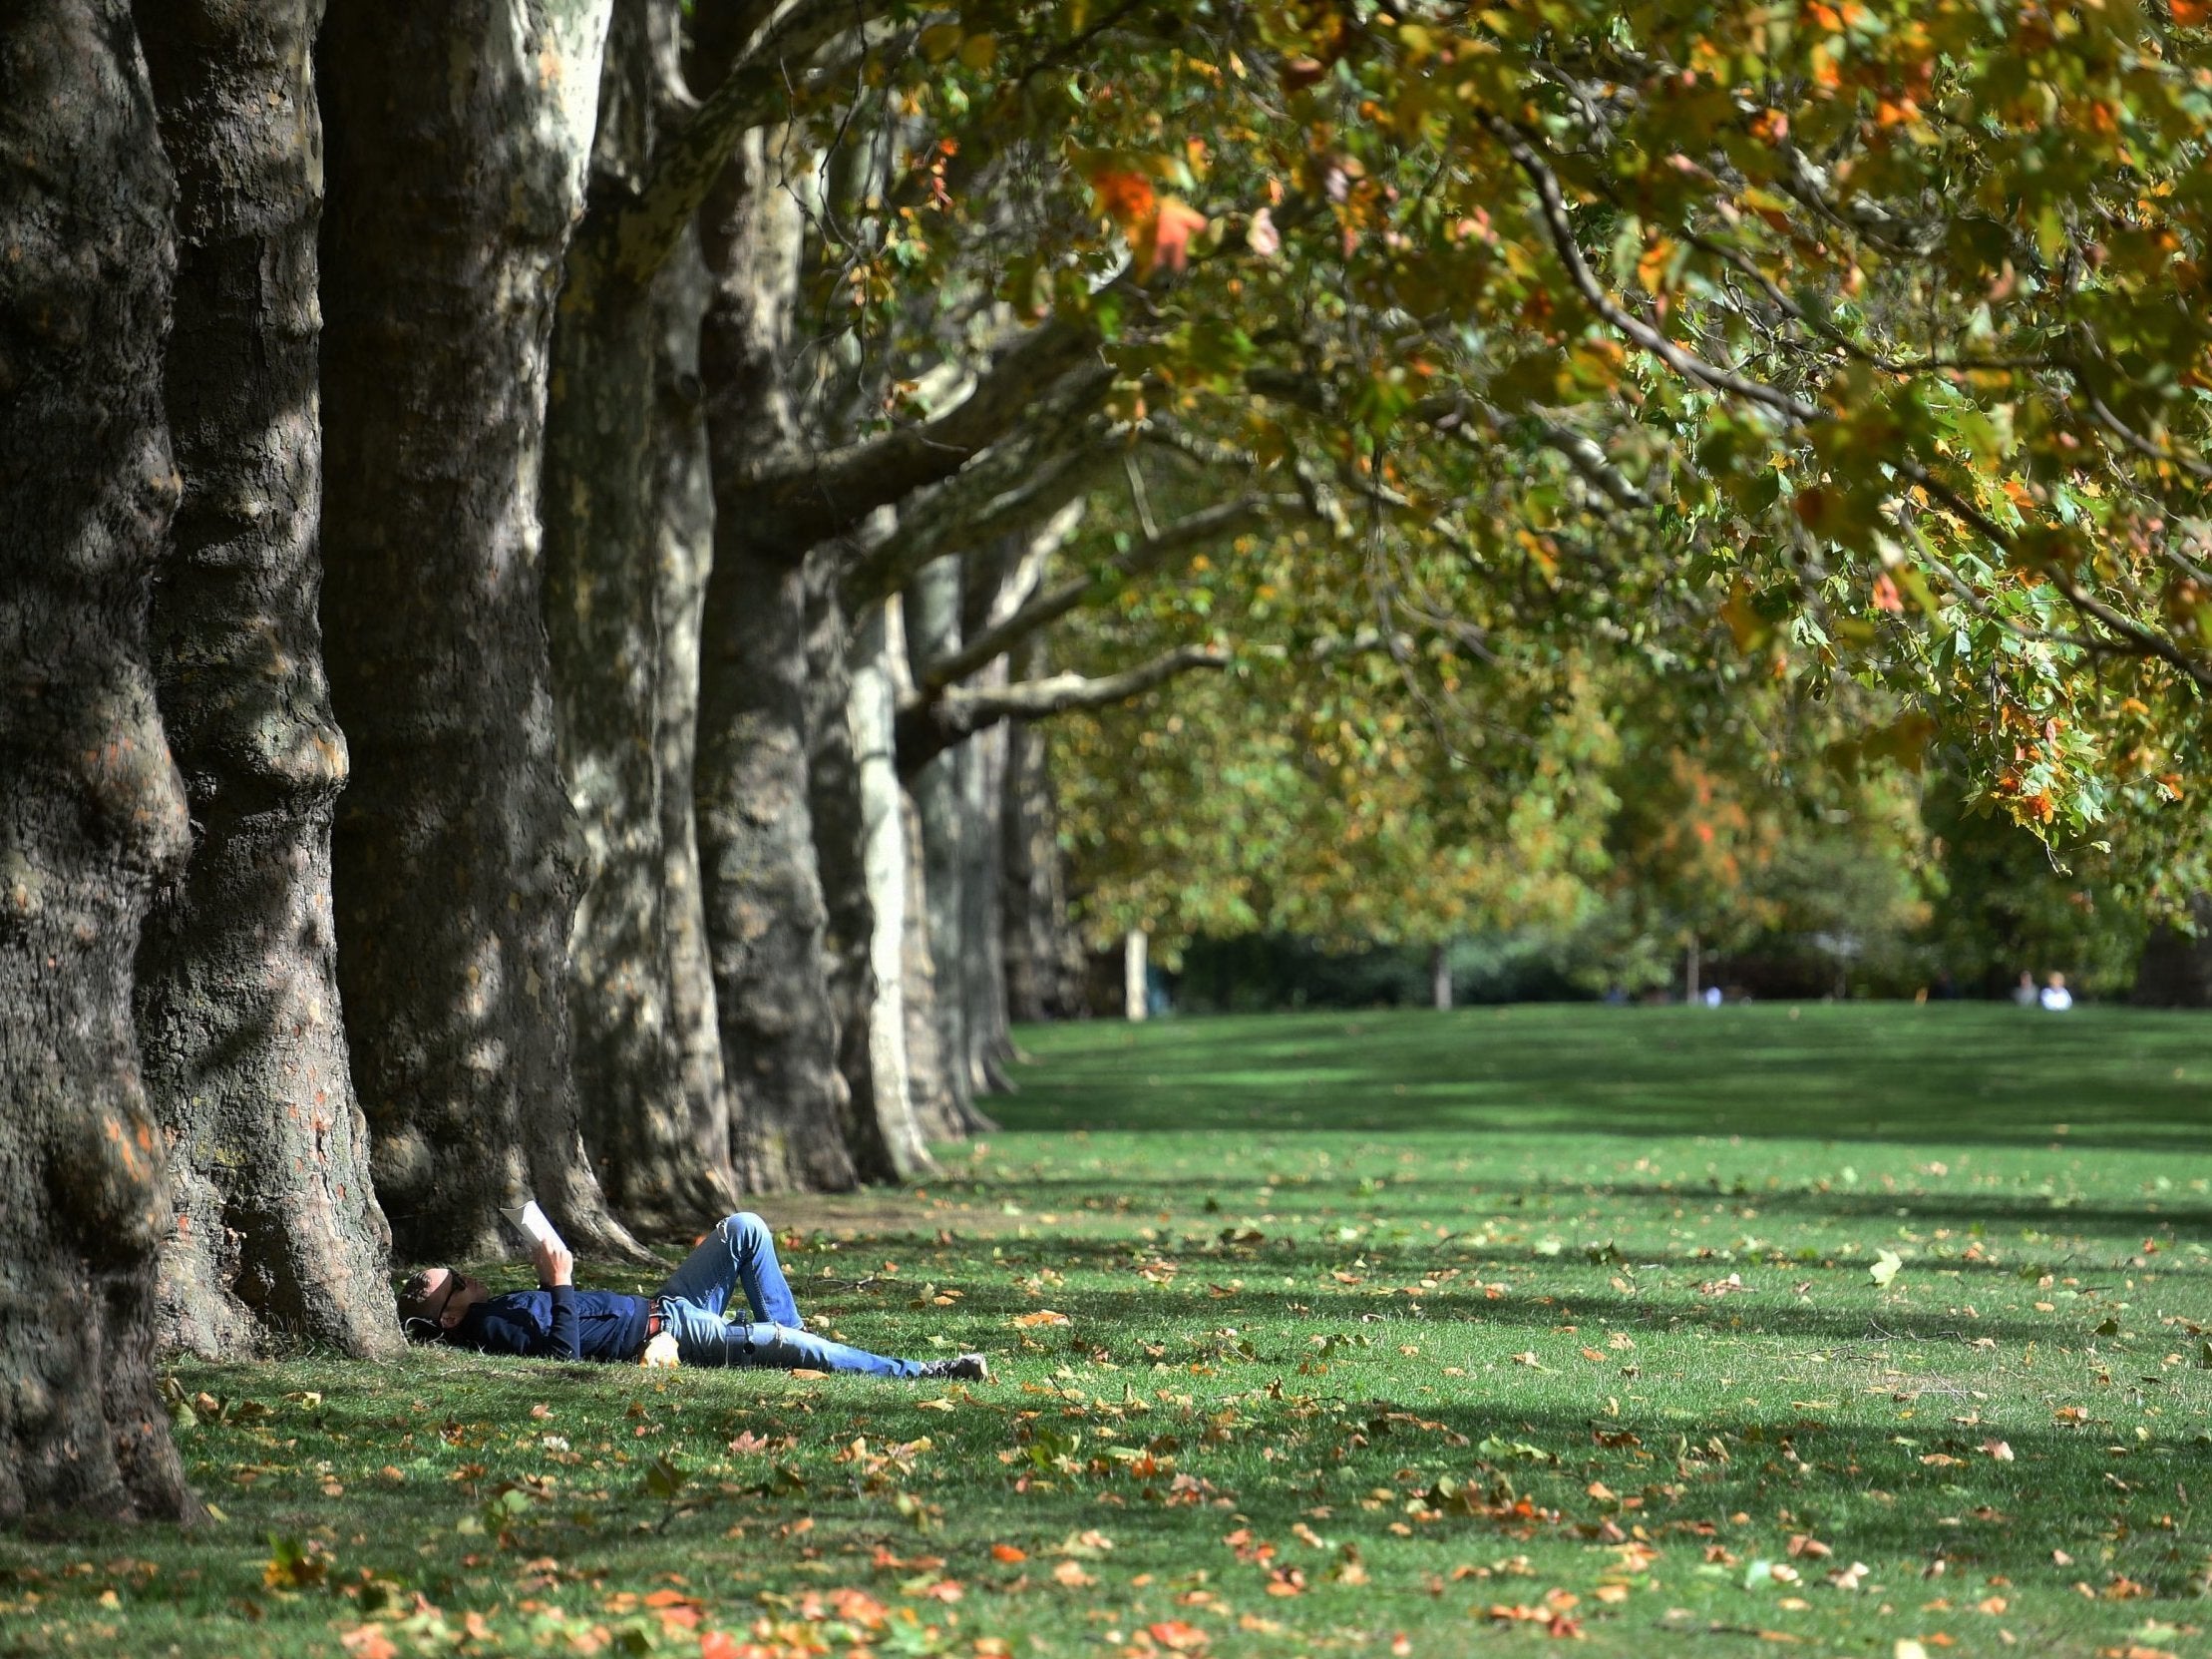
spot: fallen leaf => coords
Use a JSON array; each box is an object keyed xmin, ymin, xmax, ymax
[
  {"xmin": 1011, "ymin": 1310, "xmax": 1070, "ymax": 1329},
  {"xmin": 1870, "ymin": 1251, "xmax": 1904, "ymax": 1288},
  {"xmin": 991, "ymin": 1544, "xmax": 1027, "ymax": 1563},
  {"xmin": 1147, "ymin": 1621, "xmax": 1210, "ymax": 1652},
  {"xmin": 1051, "ymin": 1560, "xmax": 1095, "ymax": 1587}
]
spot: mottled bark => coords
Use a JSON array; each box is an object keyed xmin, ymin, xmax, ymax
[
  {"xmin": 960, "ymin": 673, "xmax": 1015, "ymax": 1090},
  {"xmin": 852, "ymin": 601, "xmax": 940, "ymax": 1169},
  {"xmin": 906, "ymin": 559, "xmax": 977, "ymax": 1115},
  {"xmin": 2133, "ymin": 895, "xmax": 2212, "ymax": 1009},
  {"xmin": 695, "ymin": 132, "xmax": 856, "ymax": 1192},
  {"xmin": 883, "ymin": 599, "xmax": 963, "ymax": 1141},
  {"xmin": 900, "ymin": 777, "xmax": 966, "ymax": 1141},
  {"xmin": 543, "ymin": 0, "xmax": 718, "ymax": 1230},
  {"xmin": 0, "ymin": 0, "xmax": 196, "ymax": 1519},
  {"xmin": 653, "ymin": 225, "xmax": 740, "ymax": 1207},
  {"xmin": 319, "ymin": 0, "xmax": 640, "ymax": 1259},
  {"xmin": 133, "ymin": 0, "xmax": 396, "ymax": 1361},
  {"xmin": 804, "ymin": 557, "xmax": 899, "ymax": 1179}
]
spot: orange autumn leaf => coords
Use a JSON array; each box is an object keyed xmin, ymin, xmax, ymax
[
  {"xmin": 990, "ymin": 1543, "xmax": 1028, "ymax": 1563},
  {"xmin": 1872, "ymin": 572, "xmax": 1904, "ymax": 613},
  {"xmin": 340, "ymin": 1630, "xmax": 399, "ymax": 1659},
  {"xmin": 1141, "ymin": 198, "xmax": 1209, "ymax": 277},
  {"xmin": 1148, "ymin": 1620, "xmax": 1211, "ymax": 1651},
  {"xmin": 1090, "ymin": 169, "xmax": 1157, "ymax": 230},
  {"xmin": 1010, "ymin": 1309, "xmax": 1069, "ymax": 1328}
]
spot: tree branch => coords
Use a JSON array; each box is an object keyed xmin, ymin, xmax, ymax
[
  {"xmin": 616, "ymin": 0, "xmax": 901, "ymax": 283},
  {"xmin": 840, "ymin": 403, "xmax": 1121, "ymax": 609},
  {"xmin": 896, "ymin": 644, "xmax": 1227, "ymax": 775},
  {"xmin": 919, "ymin": 494, "xmax": 1292, "ymax": 693},
  {"xmin": 1478, "ymin": 111, "xmax": 1821, "ymax": 425},
  {"xmin": 727, "ymin": 322, "xmax": 1110, "ymax": 565}
]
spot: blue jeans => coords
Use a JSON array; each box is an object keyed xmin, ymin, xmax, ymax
[{"xmin": 654, "ymin": 1212, "xmax": 922, "ymax": 1378}]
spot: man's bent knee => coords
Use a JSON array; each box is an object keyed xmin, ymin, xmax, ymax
[{"xmin": 723, "ymin": 1210, "xmax": 770, "ymax": 1241}]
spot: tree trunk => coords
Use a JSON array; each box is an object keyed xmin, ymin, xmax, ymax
[
  {"xmin": 652, "ymin": 222, "xmax": 739, "ymax": 1207},
  {"xmin": 1001, "ymin": 657, "xmax": 1083, "ymax": 1023},
  {"xmin": 901, "ymin": 777, "xmax": 967, "ymax": 1141},
  {"xmin": 851, "ymin": 600, "xmax": 940, "ymax": 1173},
  {"xmin": 0, "ymin": 0, "xmax": 197, "ymax": 1519},
  {"xmin": 906, "ymin": 560, "xmax": 977, "ymax": 1107},
  {"xmin": 319, "ymin": 0, "xmax": 640, "ymax": 1260},
  {"xmin": 1684, "ymin": 935, "xmax": 1700, "ymax": 1003},
  {"xmin": 134, "ymin": 0, "xmax": 396, "ymax": 1356},
  {"xmin": 1124, "ymin": 929, "xmax": 1149, "ymax": 1022},
  {"xmin": 806, "ymin": 555, "xmax": 935, "ymax": 1180},
  {"xmin": 2133, "ymin": 895, "xmax": 2212, "ymax": 1008},
  {"xmin": 695, "ymin": 131, "xmax": 857, "ymax": 1192},
  {"xmin": 542, "ymin": 0, "xmax": 721, "ymax": 1231},
  {"xmin": 961, "ymin": 701, "xmax": 1015, "ymax": 1086},
  {"xmin": 1429, "ymin": 942, "xmax": 1453, "ymax": 1011}
]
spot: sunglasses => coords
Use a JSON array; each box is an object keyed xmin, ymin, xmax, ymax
[{"xmin": 423, "ymin": 1266, "xmax": 470, "ymax": 1325}]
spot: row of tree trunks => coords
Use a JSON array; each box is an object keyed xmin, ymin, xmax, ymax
[
  {"xmin": 0, "ymin": 0, "xmax": 198, "ymax": 1519},
  {"xmin": 135, "ymin": 0, "xmax": 396, "ymax": 1357},
  {"xmin": 318, "ymin": 0, "xmax": 638, "ymax": 1260}
]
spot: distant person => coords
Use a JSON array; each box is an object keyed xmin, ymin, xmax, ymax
[
  {"xmin": 1702, "ymin": 985, "xmax": 1722, "ymax": 1007},
  {"xmin": 2038, "ymin": 972, "xmax": 2073, "ymax": 1012},
  {"xmin": 2013, "ymin": 971, "xmax": 2038, "ymax": 1007}
]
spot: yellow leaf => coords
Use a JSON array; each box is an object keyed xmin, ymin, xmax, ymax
[
  {"xmin": 918, "ymin": 23, "xmax": 963, "ymax": 62},
  {"xmin": 958, "ymin": 33, "xmax": 997, "ymax": 72}
]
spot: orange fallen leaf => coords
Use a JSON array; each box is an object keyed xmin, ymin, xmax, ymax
[{"xmin": 990, "ymin": 1543, "xmax": 1027, "ymax": 1563}]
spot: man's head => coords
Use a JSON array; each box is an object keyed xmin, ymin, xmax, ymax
[{"xmin": 397, "ymin": 1266, "xmax": 488, "ymax": 1339}]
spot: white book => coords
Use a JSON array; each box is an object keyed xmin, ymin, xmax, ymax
[{"xmin": 500, "ymin": 1199, "xmax": 567, "ymax": 1258}]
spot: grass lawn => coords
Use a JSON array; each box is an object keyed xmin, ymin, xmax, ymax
[{"xmin": 7, "ymin": 1003, "xmax": 2212, "ymax": 1659}]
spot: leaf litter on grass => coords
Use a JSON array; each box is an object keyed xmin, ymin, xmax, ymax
[{"xmin": 13, "ymin": 1007, "xmax": 2212, "ymax": 1656}]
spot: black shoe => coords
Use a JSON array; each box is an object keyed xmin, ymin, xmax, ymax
[{"xmin": 915, "ymin": 1352, "xmax": 988, "ymax": 1382}]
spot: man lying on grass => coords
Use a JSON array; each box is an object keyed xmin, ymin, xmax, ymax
[{"xmin": 398, "ymin": 1210, "xmax": 987, "ymax": 1381}]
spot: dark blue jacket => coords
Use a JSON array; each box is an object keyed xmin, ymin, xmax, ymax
[{"xmin": 450, "ymin": 1285, "xmax": 649, "ymax": 1362}]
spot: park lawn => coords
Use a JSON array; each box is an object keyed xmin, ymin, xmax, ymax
[{"xmin": 6, "ymin": 1004, "xmax": 2212, "ymax": 1659}]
